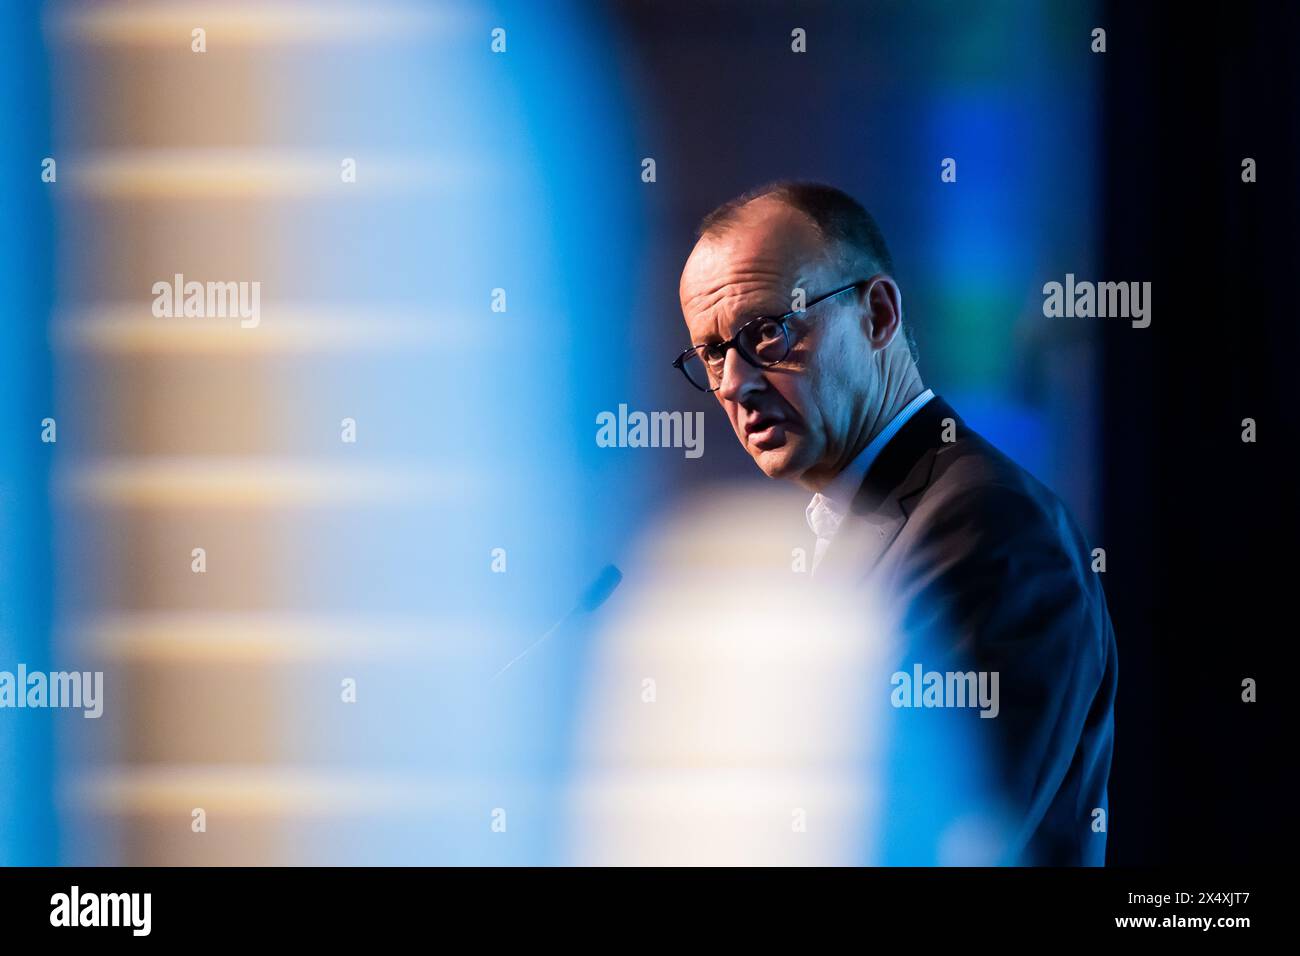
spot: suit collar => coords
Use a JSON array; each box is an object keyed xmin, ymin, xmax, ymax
[
  {"xmin": 811, "ymin": 395, "xmax": 963, "ymax": 579},
  {"xmin": 851, "ymin": 395, "xmax": 962, "ymax": 518}
]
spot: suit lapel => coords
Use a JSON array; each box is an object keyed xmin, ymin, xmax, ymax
[{"xmin": 815, "ymin": 396, "xmax": 961, "ymax": 577}]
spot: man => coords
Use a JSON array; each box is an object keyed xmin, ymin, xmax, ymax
[{"xmin": 674, "ymin": 182, "xmax": 1117, "ymax": 865}]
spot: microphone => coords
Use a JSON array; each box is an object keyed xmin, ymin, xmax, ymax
[
  {"xmin": 576, "ymin": 563, "xmax": 623, "ymax": 613},
  {"xmin": 490, "ymin": 564, "xmax": 623, "ymax": 681}
]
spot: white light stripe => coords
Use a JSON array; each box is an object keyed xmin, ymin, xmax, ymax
[
  {"xmin": 53, "ymin": 309, "xmax": 463, "ymax": 354},
  {"xmin": 51, "ymin": 1, "xmax": 461, "ymax": 47},
  {"xmin": 64, "ymin": 613, "xmax": 504, "ymax": 662},
  {"xmin": 66, "ymin": 767, "xmax": 493, "ymax": 816},
  {"xmin": 56, "ymin": 458, "xmax": 458, "ymax": 508},
  {"xmin": 59, "ymin": 149, "xmax": 485, "ymax": 199}
]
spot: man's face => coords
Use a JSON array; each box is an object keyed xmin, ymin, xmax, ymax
[{"xmin": 679, "ymin": 199, "xmax": 874, "ymax": 488}]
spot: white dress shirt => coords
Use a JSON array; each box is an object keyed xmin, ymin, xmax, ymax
[{"xmin": 806, "ymin": 388, "xmax": 935, "ymax": 571}]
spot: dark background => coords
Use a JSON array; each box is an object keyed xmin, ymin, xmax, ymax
[{"xmin": 1099, "ymin": 2, "xmax": 1295, "ymax": 864}]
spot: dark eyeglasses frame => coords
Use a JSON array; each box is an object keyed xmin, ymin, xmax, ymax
[{"xmin": 672, "ymin": 281, "xmax": 864, "ymax": 393}]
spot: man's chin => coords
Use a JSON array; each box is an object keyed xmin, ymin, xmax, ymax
[{"xmin": 750, "ymin": 442, "xmax": 812, "ymax": 481}]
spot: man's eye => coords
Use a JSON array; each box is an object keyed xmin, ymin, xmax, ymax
[{"xmin": 702, "ymin": 344, "xmax": 727, "ymax": 365}]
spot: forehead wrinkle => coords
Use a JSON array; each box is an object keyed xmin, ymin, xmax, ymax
[{"xmin": 685, "ymin": 266, "xmax": 792, "ymax": 340}]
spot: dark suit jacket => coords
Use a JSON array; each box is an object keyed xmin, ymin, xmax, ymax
[{"xmin": 816, "ymin": 395, "xmax": 1117, "ymax": 866}]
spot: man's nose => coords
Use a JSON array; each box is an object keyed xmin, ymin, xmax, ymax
[{"xmin": 716, "ymin": 347, "xmax": 765, "ymax": 404}]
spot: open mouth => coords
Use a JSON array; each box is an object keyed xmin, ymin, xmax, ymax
[{"xmin": 744, "ymin": 415, "xmax": 789, "ymax": 449}]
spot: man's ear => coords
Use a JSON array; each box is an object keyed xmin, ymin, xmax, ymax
[{"xmin": 862, "ymin": 275, "xmax": 902, "ymax": 350}]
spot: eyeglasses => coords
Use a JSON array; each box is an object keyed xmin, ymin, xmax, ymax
[{"xmin": 672, "ymin": 281, "xmax": 863, "ymax": 392}]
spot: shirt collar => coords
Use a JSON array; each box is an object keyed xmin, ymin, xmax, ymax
[{"xmin": 805, "ymin": 388, "xmax": 935, "ymax": 539}]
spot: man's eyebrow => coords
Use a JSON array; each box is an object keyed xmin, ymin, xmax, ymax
[{"xmin": 710, "ymin": 298, "xmax": 790, "ymax": 338}]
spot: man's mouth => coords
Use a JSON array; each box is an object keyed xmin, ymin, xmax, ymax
[{"xmin": 744, "ymin": 414, "xmax": 791, "ymax": 450}]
